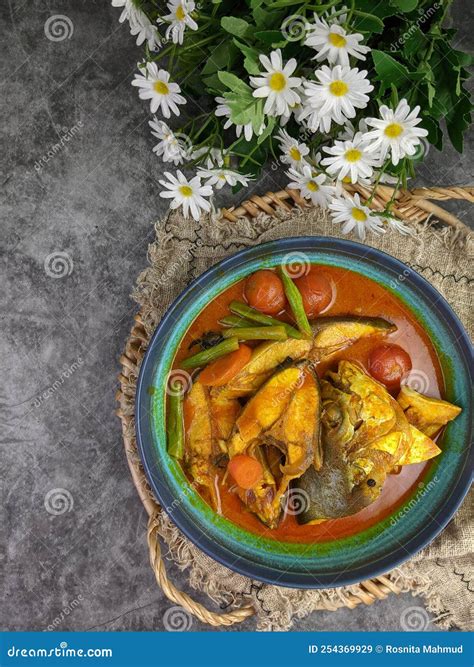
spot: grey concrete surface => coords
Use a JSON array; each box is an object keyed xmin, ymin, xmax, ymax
[{"xmin": 1, "ymin": 0, "xmax": 472, "ymax": 633}]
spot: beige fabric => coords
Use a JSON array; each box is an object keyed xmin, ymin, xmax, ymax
[{"xmin": 132, "ymin": 205, "xmax": 473, "ymax": 631}]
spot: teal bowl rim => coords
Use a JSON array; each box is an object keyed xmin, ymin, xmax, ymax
[{"xmin": 136, "ymin": 236, "xmax": 473, "ymax": 588}]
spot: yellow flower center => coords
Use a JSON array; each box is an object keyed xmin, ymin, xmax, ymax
[
  {"xmin": 289, "ymin": 146, "xmax": 302, "ymax": 161},
  {"xmin": 269, "ymin": 72, "xmax": 286, "ymax": 92},
  {"xmin": 176, "ymin": 5, "xmax": 186, "ymax": 20},
  {"xmin": 179, "ymin": 185, "xmax": 193, "ymax": 197},
  {"xmin": 328, "ymin": 32, "xmax": 347, "ymax": 48},
  {"xmin": 329, "ymin": 80, "xmax": 349, "ymax": 97},
  {"xmin": 342, "ymin": 176, "xmax": 352, "ymax": 183},
  {"xmin": 154, "ymin": 80, "xmax": 169, "ymax": 95},
  {"xmin": 307, "ymin": 181, "xmax": 319, "ymax": 192},
  {"xmin": 384, "ymin": 122, "xmax": 403, "ymax": 138},
  {"xmin": 352, "ymin": 207, "xmax": 367, "ymax": 222},
  {"xmin": 345, "ymin": 148, "xmax": 362, "ymax": 163}
]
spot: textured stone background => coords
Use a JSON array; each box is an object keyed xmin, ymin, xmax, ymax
[{"xmin": 2, "ymin": 0, "xmax": 472, "ymax": 632}]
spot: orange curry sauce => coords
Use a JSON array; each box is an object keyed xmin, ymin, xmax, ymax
[{"xmin": 172, "ymin": 265, "xmax": 444, "ymax": 544}]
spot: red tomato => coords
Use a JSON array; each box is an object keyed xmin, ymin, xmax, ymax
[
  {"xmin": 293, "ymin": 270, "xmax": 332, "ymax": 317},
  {"xmin": 244, "ymin": 270, "xmax": 286, "ymax": 315},
  {"xmin": 368, "ymin": 344, "xmax": 412, "ymax": 388}
]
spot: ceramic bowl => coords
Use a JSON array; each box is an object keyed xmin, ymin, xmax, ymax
[{"xmin": 136, "ymin": 237, "xmax": 473, "ymax": 588}]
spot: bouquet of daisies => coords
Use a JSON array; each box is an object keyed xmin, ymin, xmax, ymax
[{"xmin": 113, "ymin": 0, "xmax": 472, "ymax": 238}]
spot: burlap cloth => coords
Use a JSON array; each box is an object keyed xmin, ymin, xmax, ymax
[{"xmin": 127, "ymin": 204, "xmax": 473, "ymax": 631}]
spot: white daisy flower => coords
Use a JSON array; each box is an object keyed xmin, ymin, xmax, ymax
[
  {"xmin": 132, "ymin": 63, "xmax": 186, "ymax": 117},
  {"xmin": 149, "ymin": 118, "xmax": 190, "ymax": 165},
  {"xmin": 303, "ymin": 65, "xmax": 373, "ymax": 133},
  {"xmin": 250, "ymin": 49, "xmax": 302, "ymax": 117},
  {"xmin": 159, "ymin": 171, "xmax": 213, "ymax": 221},
  {"xmin": 337, "ymin": 118, "xmax": 369, "ymax": 141},
  {"xmin": 214, "ymin": 97, "xmax": 265, "ymax": 142},
  {"xmin": 321, "ymin": 133, "xmax": 381, "ymax": 184},
  {"xmin": 386, "ymin": 216, "xmax": 412, "ymax": 235},
  {"xmin": 276, "ymin": 129, "xmax": 310, "ymax": 168},
  {"xmin": 112, "ymin": 0, "xmax": 161, "ymax": 51},
  {"xmin": 287, "ymin": 165, "xmax": 335, "ymax": 208},
  {"xmin": 197, "ymin": 167, "xmax": 252, "ymax": 190},
  {"xmin": 325, "ymin": 5, "xmax": 349, "ymax": 24},
  {"xmin": 329, "ymin": 192, "xmax": 385, "ymax": 241},
  {"xmin": 364, "ymin": 99, "xmax": 429, "ymax": 166},
  {"xmin": 304, "ymin": 16, "xmax": 370, "ymax": 67},
  {"xmin": 191, "ymin": 146, "xmax": 225, "ymax": 168},
  {"xmin": 160, "ymin": 0, "xmax": 198, "ymax": 45}
]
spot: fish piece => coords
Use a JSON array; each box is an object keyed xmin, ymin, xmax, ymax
[
  {"xmin": 323, "ymin": 361, "xmax": 408, "ymax": 455},
  {"xmin": 209, "ymin": 392, "xmax": 241, "ymax": 447},
  {"xmin": 227, "ymin": 363, "xmax": 321, "ymax": 528},
  {"xmin": 258, "ymin": 368, "xmax": 322, "ymax": 526},
  {"xmin": 227, "ymin": 365, "xmax": 304, "ymax": 458},
  {"xmin": 295, "ymin": 361, "xmax": 422, "ymax": 523},
  {"xmin": 212, "ymin": 338, "xmax": 312, "ymax": 400},
  {"xmin": 398, "ymin": 425, "xmax": 441, "ymax": 465},
  {"xmin": 310, "ymin": 316, "xmax": 397, "ymax": 362},
  {"xmin": 265, "ymin": 367, "xmax": 322, "ymax": 472},
  {"xmin": 397, "ymin": 385, "xmax": 462, "ymax": 438},
  {"xmin": 183, "ymin": 381, "xmax": 240, "ymax": 508},
  {"xmin": 212, "ymin": 316, "xmax": 395, "ymax": 400}
]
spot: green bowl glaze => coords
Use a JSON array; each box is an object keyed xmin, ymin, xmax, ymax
[{"xmin": 136, "ymin": 237, "xmax": 473, "ymax": 588}]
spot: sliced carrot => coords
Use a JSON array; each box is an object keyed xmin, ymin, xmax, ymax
[
  {"xmin": 199, "ymin": 344, "xmax": 252, "ymax": 387},
  {"xmin": 228, "ymin": 454, "xmax": 263, "ymax": 489}
]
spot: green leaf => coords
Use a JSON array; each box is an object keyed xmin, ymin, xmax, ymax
[
  {"xmin": 221, "ymin": 16, "xmax": 252, "ymax": 39},
  {"xmin": 254, "ymin": 30, "xmax": 286, "ymax": 46},
  {"xmin": 421, "ymin": 115, "xmax": 442, "ymax": 151},
  {"xmin": 233, "ymin": 39, "xmax": 261, "ymax": 75},
  {"xmin": 402, "ymin": 27, "xmax": 428, "ymax": 60},
  {"xmin": 372, "ymin": 50, "xmax": 425, "ymax": 92},
  {"xmin": 218, "ymin": 71, "xmax": 252, "ymax": 94},
  {"xmin": 263, "ymin": 0, "xmax": 303, "ymax": 7},
  {"xmin": 389, "ymin": 0, "xmax": 418, "ymax": 11},
  {"xmin": 354, "ymin": 0, "xmax": 398, "ymax": 18},
  {"xmin": 253, "ymin": 5, "xmax": 270, "ymax": 28},
  {"xmin": 352, "ymin": 9, "xmax": 385, "ymax": 33},
  {"xmin": 202, "ymin": 73, "xmax": 225, "ymax": 93},
  {"xmin": 202, "ymin": 42, "xmax": 237, "ymax": 75},
  {"xmin": 446, "ymin": 91, "xmax": 472, "ymax": 153}
]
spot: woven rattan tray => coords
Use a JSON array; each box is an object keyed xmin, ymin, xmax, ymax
[{"xmin": 116, "ymin": 184, "xmax": 472, "ymax": 627}]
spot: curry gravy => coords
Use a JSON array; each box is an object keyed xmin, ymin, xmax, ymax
[{"xmin": 173, "ymin": 266, "xmax": 443, "ymax": 544}]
